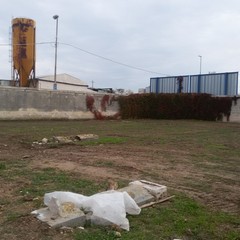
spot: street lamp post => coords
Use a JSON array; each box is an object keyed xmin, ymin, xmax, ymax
[
  {"xmin": 53, "ymin": 15, "xmax": 59, "ymax": 90},
  {"xmin": 198, "ymin": 55, "xmax": 202, "ymax": 75}
]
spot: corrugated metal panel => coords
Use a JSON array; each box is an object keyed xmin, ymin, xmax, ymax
[
  {"xmin": 0, "ymin": 80, "xmax": 12, "ymax": 86},
  {"xmin": 151, "ymin": 72, "xmax": 238, "ymax": 96},
  {"xmin": 150, "ymin": 78, "xmax": 157, "ymax": 93},
  {"xmin": 201, "ymin": 74, "xmax": 224, "ymax": 95},
  {"xmin": 161, "ymin": 77, "xmax": 176, "ymax": 93},
  {"xmin": 227, "ymin": 72, "xmax": 238, "ymax": 95},
  {"xmin": 189, "ymin": 75, "xmax": 198, "ymax": 93},
  {"xmin": 189, "ymin": 72, "xmax": 238, "ymax": 96},
  {"xmin": 182, "ymin": 76, "xmax": 189, "ymax": 93},
  {"xmin": 150, "ymin": 76, "xmax": 189, "ymax": 93}
]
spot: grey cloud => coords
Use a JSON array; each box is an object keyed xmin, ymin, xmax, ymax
[{"xmin": 0, "ymin": 0, "xmax": 239, "ymax": 92}]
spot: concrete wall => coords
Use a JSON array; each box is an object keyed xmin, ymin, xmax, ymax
[
  {"xmin": 0, "ymin": 86, "xmax": 239, "ymax": 122},
  {"xmin": 0, "ymin": 86, "xmax": 119, "ymax": 120},
  {"xmin": 230, "ymin": 98, "xmax": 240, "ymax": 122}
]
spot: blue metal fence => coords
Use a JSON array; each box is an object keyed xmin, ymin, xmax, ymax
[
  {"xmin": 150, "ymin": 75, "xmax": 189, "ymax": 94},
  {"xmin": 150, "ymin": 72, "xmax": 238, "ymax": 96}
]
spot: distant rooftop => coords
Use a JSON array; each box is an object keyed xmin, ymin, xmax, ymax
[{"xmin": 37, "ymin": 73, "xmax": 88, "ymax": 87}]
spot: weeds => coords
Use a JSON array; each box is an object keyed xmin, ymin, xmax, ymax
[{"xmin": 0, "ymin": 162, "xmax": 6, "ymax": 170}]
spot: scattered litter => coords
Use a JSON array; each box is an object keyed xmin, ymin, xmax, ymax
[
  {"xmin": 60, "ymin": 226, "xmax": 73, "ymax": 231},
  {"xmin": 41, "ymin": 138, "xmax": 48, "ymax": 144},
  {"xmin": 33, "ymin": 197, "xmax": 40, "ymax": 201},
  {"xmin": 52, "ymin": 136, "xmax": 73, "ymax": 144},
  {"xmin": 32, "ymin": 134, "xmax": 99, "ymax": 145},
  {"xmin": 32, "ymin": 190, "xmax": 140, "ymax": 231},
  {"xmin": 74, "ymin": 134, "xmax": 99, "ymax": 141},
  {"xmin": 32, "ymin": 180, "xmax": 171, "ymax": 231},
  {"xmin": 114, "ymin": 231, "xmax": 121, "ymax": 237}
]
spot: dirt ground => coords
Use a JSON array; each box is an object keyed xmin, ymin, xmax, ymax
[
  {"xmin": 31, "ymin": 145, "xmax": 240, "ymax": 214},
  {"xmin": 0, "ymin": 120, "xmax": 239, "ymax": 239}
]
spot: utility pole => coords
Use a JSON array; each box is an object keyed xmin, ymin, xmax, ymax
[
  {"xmin": 198, "ymin": 55, "xmax": 202, "ymax": 75},
  {"xmin": 53, "ymin": 15, "xmax": 59, "ymax": 90}
]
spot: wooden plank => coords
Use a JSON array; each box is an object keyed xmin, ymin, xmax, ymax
[{"xmin": 140, "ymin": 195, "xmax": 175, "ymax": 209}]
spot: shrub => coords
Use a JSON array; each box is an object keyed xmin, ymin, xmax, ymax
[{"xmin": 118, "ymin": 93, "xmax": 232, "ymax": 121}]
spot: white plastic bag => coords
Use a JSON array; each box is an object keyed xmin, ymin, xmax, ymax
[
  {"xmin": 44, "ymin": 191, "xmax": 87, "ymax": 208},
  {"xmin": 43, "ymin": 190, "xmax": 141, "ymax": 231}
]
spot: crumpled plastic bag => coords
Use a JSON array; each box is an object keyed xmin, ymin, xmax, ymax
[{"xmin": 44, "ymin": 190, "xmax": 141, "ymax": 231}]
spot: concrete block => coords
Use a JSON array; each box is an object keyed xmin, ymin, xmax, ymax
[
  {"xmin": 118, "ymin": 180, "xmax": 167, "ymax": 207},
  {"xmin": 32, "ymin": 207, "xmax": 86, "ymax": 228}
]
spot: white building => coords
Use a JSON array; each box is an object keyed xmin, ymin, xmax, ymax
[
  {"xmin": 138, "ymin": 86, "xmax": 150, "ymax": 93},
  {"xmin": 37, "ymin": 73, "xmax": 94, "ymax": 93}
]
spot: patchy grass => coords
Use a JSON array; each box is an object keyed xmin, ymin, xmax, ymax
[
  {"xmin": 0, "ymin": 119, "xmax": 239, "ymax": 240},
  {"xmin": 0, "ymin": 162, "xmax": 6, "ymax": 170},
  {"xmin": 1, "ymin": 160, "xmax": 239, "ymax": 240},
  {"xmin": 79, "ymin": 136, "xmax": 126, "ymax": 146},
  {"xmin": 95, "ymin": 160, "xmax": 115, "ymax": 167},
  {"xmin": 75, "ymin": 195, "xmax": 240, "ymax": 240}
]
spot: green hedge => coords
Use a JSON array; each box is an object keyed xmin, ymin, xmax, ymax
[{"xmin": 118, "ymin": 93, "xmax": 232, "ymax": 121}]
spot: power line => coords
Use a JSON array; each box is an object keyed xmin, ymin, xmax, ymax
[
  {"xmin": 59, "ymin": 42, "xmax": 168, "ymax": 76},
  {"xmin": 0, "ymin": 41, "xmax": 169, "ymax": 76},
  {"xmin": 0, "ymin": 41, "xmax": 54, "ymax": 46}
]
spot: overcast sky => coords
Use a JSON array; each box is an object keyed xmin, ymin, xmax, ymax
[{"xmin": 0, "ymin": 0, "xmax": 240, "ymax": 92}]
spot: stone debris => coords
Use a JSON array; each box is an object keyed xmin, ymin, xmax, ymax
[
  {"xmin": 74, "ymin": 134, "xmax": 99, "ymax": 141},
  {"xmin": 60, "ymin": 226, "xmax": 74, "ymax": 233},
  {"xmin": 32, "ymin": 207, "xmax": 86, "ymax": 228},
  {"xmin": 32, "ymin": 190, "xmax": 140, "ymax": 231},
  {"xmin": 118, "ymin": 180, "xmax": 167, "ymax": 207},
  {"xmin": 32, "ymin": 134, "xmax": 99, "ymax": 145},
  {"xmin": 106, "ymin": 178, "xmax": 118, "ymax": 190},
  {"xmin": 48, "ymin": 197, "xmax": 83, "ymax": 218},
  {"xmin": 41, "ymin": 138, "xmax": 48, "ymax": 144},
  {"xmin": 31, "ymin": 180, "xmax": 168, "ymax": 230},
  {"xmin": 114, "ymin": 231, "xmax": 121, "ymax": 237},
  {"xmin": 52, "ymin": 136, "xmax": 73, "ymax": 144},
  {"xmin": 77, "ymin": 226, "xmax": 85, "ymax": 230}
]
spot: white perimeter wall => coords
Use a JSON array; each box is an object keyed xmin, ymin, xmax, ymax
[{"xmin": 0, "ymin": 86, "xmax": 119, "ymax": 120}]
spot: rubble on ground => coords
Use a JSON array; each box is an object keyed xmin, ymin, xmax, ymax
[
  {"xmin": 32, "ymin": 134, "xmax": 99, "ymax": 145},
  {"xmin": 31, "ymin": 180, "xmax": 170, "ymax": 231},
  {"xmin": 119, "ymin": 180, "xmax": 168, "ymax": 206}
]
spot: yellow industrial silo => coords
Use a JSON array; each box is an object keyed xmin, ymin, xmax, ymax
[{"xmin": 12, "ymin": 18, "xmax": 36, "ymax": 87}]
